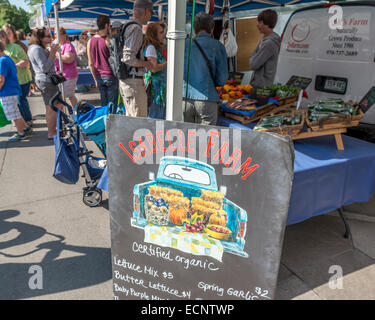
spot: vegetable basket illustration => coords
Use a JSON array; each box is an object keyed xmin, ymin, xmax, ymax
[{"xmin": 131, "ymin": 156, "xmax": 249, "ymax": 260}]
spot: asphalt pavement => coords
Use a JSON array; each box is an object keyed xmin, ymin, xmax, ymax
[{"xmin": 0, "ymin": 89, "xmax": 374, "ymax": 300}]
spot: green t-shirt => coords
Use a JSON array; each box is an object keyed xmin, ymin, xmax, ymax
[{"xmin": 5, "ymin": 42, "xmax": 32, "ymax": 85}]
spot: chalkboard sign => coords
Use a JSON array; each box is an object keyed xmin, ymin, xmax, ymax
[
  {"xmin": 106, "ymin": 116, "xmax": 294, "ymax": 300},
  {"xmin": 286, "ymin": 76, "xmax": 312, "ymax": 90},
  {"xmin": 359, "ymin": 87, "xmax": 375, "ymax": 113}
]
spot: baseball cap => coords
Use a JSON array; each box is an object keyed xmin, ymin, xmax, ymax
[
  {"xmin": 133, "ymin": 0, "xmax": 154, "ymax": 15},
  {"xmin": 111, "ymin": 21, "xmax": 122, "ymax": 29}
]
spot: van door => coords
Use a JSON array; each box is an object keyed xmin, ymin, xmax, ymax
[{"xmin": 275, "ymin": 4, "xmax": 375, "ymax": 124}]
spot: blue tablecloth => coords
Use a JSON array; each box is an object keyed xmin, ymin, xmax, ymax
[
  {"xmin": 98, "ymin": 116, "xmax": 375, "ymax": 226},
  {"xmin": 77, "ymin": 71, "xmax": 95, "ymax": 85},
  {"xmin": 218, "ymin": 116, "xmax": 375, "ymax": 225}
]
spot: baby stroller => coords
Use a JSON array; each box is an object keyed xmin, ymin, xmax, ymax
[{"xmin": 50, "ymin": 91, "xmax": 112, "ymax": 207}]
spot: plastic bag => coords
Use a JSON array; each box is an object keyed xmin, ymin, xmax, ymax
[
  {"xmin": 220, "ymin": 28, "xmax": 238, "ymax": 58},
  {"xmin": 53, "ymin": 109, "xmax": 80, "ymax": 184},
  {"xmin": 0, "ymin": 101, "xmax": 11, "ymax": 128}
]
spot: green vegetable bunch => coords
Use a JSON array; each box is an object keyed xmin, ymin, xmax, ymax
[
  {"xmin": 255, "ymin": 114, "xmax": 302, "ymax": 129},
  {"xmin": 255, "ymin": 84, "xmax": 301, "ymax": 98},
  {"xmin": 308, "ymin": 98, "xmax": 356, "ymax": 121}
]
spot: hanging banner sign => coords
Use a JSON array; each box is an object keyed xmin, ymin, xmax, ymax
[
  {"xmin": 60, "ymin": 0, "xmax": 75, "ymax": 9},
  {"xmin": 106, "ymin": 116, "xmax": 294, "ymax": 300}
]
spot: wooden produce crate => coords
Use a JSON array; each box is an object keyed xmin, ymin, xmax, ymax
[
  {"xmin": 224, "ymin": 101, "xmax": 298, "ymax": 124},
  {"xmin": 224, "ymin": 101, "xmax": 278, "ymax": 124},
  {"xmin": 254, "ymin": 109, "xmax": 307, "ymax": 138},
  {"xmin": 278, "ymin": 94, "xmax": 299, "ymax": 106},
  {"xmin": 306, "ymin": 107, "xmax": 364, "ymax": 131}
]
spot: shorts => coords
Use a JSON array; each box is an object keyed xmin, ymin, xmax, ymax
[
  {"xmin": 0, "ymin": 95, "xmax": 21, "ymax": 121},
  {"xmin": 119, "ymin": 78, "xmax": 147, "ymax": 117},
  {"xmin": 36, "ymin": 80, "xmax": 59, "ymax": 106},
  {"xmin": 59, "ymin": 77, "xmax": 78, "ymax": 99}
]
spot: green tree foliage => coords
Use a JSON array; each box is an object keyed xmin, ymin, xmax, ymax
[
  {"xmin": 0, "ymin": 0, "xmax": 32, "ymax": 33},
  {"xmin": 25, "ymin": 0, "xmax": 43, "ymax": 6}
]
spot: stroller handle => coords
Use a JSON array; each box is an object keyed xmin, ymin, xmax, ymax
[{"xmin": 49, "ymin": 91, "xmax": 74, "ymax": 115}]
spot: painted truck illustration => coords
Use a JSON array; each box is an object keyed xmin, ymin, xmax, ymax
[{"xmin": 132, "ymin": 156, "xmax": 248, "ymax": 258}]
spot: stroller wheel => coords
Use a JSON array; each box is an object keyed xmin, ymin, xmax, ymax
[{"xmin": 83, "ymin": 188, "xmax": 102, "ymax": 207}]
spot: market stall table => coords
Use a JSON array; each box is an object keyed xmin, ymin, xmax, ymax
[
  {"xmin": 218, "ymin": 115, "xmax": 375, "ymax": 227},
  {"xmin": 99, "ymin": 116, "xmax": 375, "ymax": 229}
]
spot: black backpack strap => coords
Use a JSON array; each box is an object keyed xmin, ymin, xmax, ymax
[
  {"xmin": 120, "ymin": 21, "xmax": 139, "ymax": 39},
  {"xmin": 193, "ymin": 39, "xmax": 217, "ymax": 87},
  {"xmin": 120, "ymin": 21, "xmax": 143, "ymax": 74}
]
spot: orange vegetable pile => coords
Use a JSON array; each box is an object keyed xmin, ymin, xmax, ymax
[{"xmin": 216, "ymin": 80, "xmax": 253, "ymax": 102}]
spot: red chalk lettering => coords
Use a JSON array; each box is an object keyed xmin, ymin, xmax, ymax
[
  {"xmin": 129, "ymin": 140, "xmax": 141, "ymax": 160},
  {"xmin": 156, "ymin": 131, "xmax": 167, "ymax": 152},
  {"xmin": 178, "ymin": 130, "xmax": 186, "ymax": 152},
  {"xmin": 138, "ymin": 137, "xmax": 151, "ymax": 157},
  {"xmin": 146, "ymin": 133, "xmax": 158, "ymax": 154},
  {"xmin": 119, "ymin": 142, "xmax": 135, "ymax": 162},
  {"xmin": 187, "ymin": 130, "xmax": 196, "ymax": 153},
  {"xmin": 213, "ymin": 142, "xmax": 229, "ymax": 163},
  {"xmin": 236, "ymin": 157, "xmax": 259, "ymax": 180},
  {"xmin": 166, "ymin": 130, "xmax": 176, "ymax": 152},
  {"xmin": 205, "ymin": 130, "xmax": 220, "ymax": 157},
  {"xmin": 225, "ymin": 147, "xmax": 242, "ymax": 169}
]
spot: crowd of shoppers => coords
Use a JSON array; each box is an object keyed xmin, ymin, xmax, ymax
[{"xmin": 0, "ymin": 3, "xmax": 280, "ymax": 142}]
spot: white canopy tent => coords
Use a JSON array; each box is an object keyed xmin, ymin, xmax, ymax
[{"xmin": 43, "ymin": 0, "xmax": 325, "ymax": 120}]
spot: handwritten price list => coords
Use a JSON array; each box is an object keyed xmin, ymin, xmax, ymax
[{"xmin": 112, "ymin": 242, "xmax": 271, "ymax": 300}]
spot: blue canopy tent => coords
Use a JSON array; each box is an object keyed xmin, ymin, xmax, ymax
[
  {"xmin": 45, "ymin": 0, "xmax": 322, "ymax": 20},
  {"xmin": 51, "ymin": 29, "xmax": 83, "ymax": 35},
  {"xmin": 45, "ymin": 0, "xmax": 220, "ymax": 19}
]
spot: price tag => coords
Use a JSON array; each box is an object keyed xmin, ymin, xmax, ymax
[
  {"xmin": 359, "ymin": 87, "xmax": 375, "ymax": 113},
  {"xmin": 296, "ymin": 90, "xmax": 304, "ymax": 110},
  {"xmin": 286, "ymin": 76, "xmax": 312, "ymax": 90}
]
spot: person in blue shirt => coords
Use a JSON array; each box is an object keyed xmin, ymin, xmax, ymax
[
  {"xmin": 0, "ymin": 41, "xmax": 31, "ymax": 141},
  {"xmin": 183, "ymin": 12, "xmax": 228, "ymax": 125}
]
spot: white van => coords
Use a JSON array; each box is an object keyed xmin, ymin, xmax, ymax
[{"xmin": 274, "ymin": 1, "xmax": 375, "ymax": 124}]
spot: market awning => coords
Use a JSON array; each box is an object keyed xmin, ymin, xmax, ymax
[
  {"xmin": 43, "ymin": 0, "xmax": 326, "ymax": 121},
  {"xmin": 45, "ymin": 0, "xmax": 321, "ymax": 20},
  {"xmin": 44, "ymin": 0, "xmax": 221, "ymax": 19}
]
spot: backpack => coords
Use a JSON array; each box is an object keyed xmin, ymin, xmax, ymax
[{"xmin": 108, "ymin": 21, "xmax": 141, "ymax": 80}]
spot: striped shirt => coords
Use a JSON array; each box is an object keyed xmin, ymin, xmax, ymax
[{"xmin": 121, "ymin": 18, "xmax": 145, "ymax": 77}]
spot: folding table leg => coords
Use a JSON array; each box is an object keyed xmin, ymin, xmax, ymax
[
  {"xmin": 334, "ymin": 133, "xmax": 345, "ymax": 151},
  {"xmin": 338, "ymin": 207, "xmax": 351, "ymax": 239}
]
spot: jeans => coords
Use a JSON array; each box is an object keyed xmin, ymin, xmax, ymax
[
  {"xmin": 97, "ymin": 76, "xmax": 119, "ymax": 107},
  {"xmin": 18, "ymin": 82, "xmax": 32, "ymax": 122},
  {"xmin": 148, "ymin": 102, "xmax": 166, "ymax": 120},
  {"xmin": 183, "ymin": 98, "xmax": 218, "ymax": 125}
]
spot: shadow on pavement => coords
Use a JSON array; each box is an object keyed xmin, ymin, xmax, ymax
[
  {"xmin": 0, "ymin": 210, "xmax": 112, "ymax": 300},
  {"xmin": 0, "ymin": 130, "xmax": 55, "ymax": 149}
]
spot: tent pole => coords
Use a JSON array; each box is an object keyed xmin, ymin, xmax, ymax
[
  {"xmin": 53, "ymin": 2, "xmax": 65, "ymax": 102},
  {"xmin": 165, "ymin": 0, "xmax": 186, "ymax": 121}
]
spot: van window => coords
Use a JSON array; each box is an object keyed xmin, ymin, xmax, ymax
[{"xmin": 163, "ymin": 164, "xmax": 211, "ymax": 186}]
